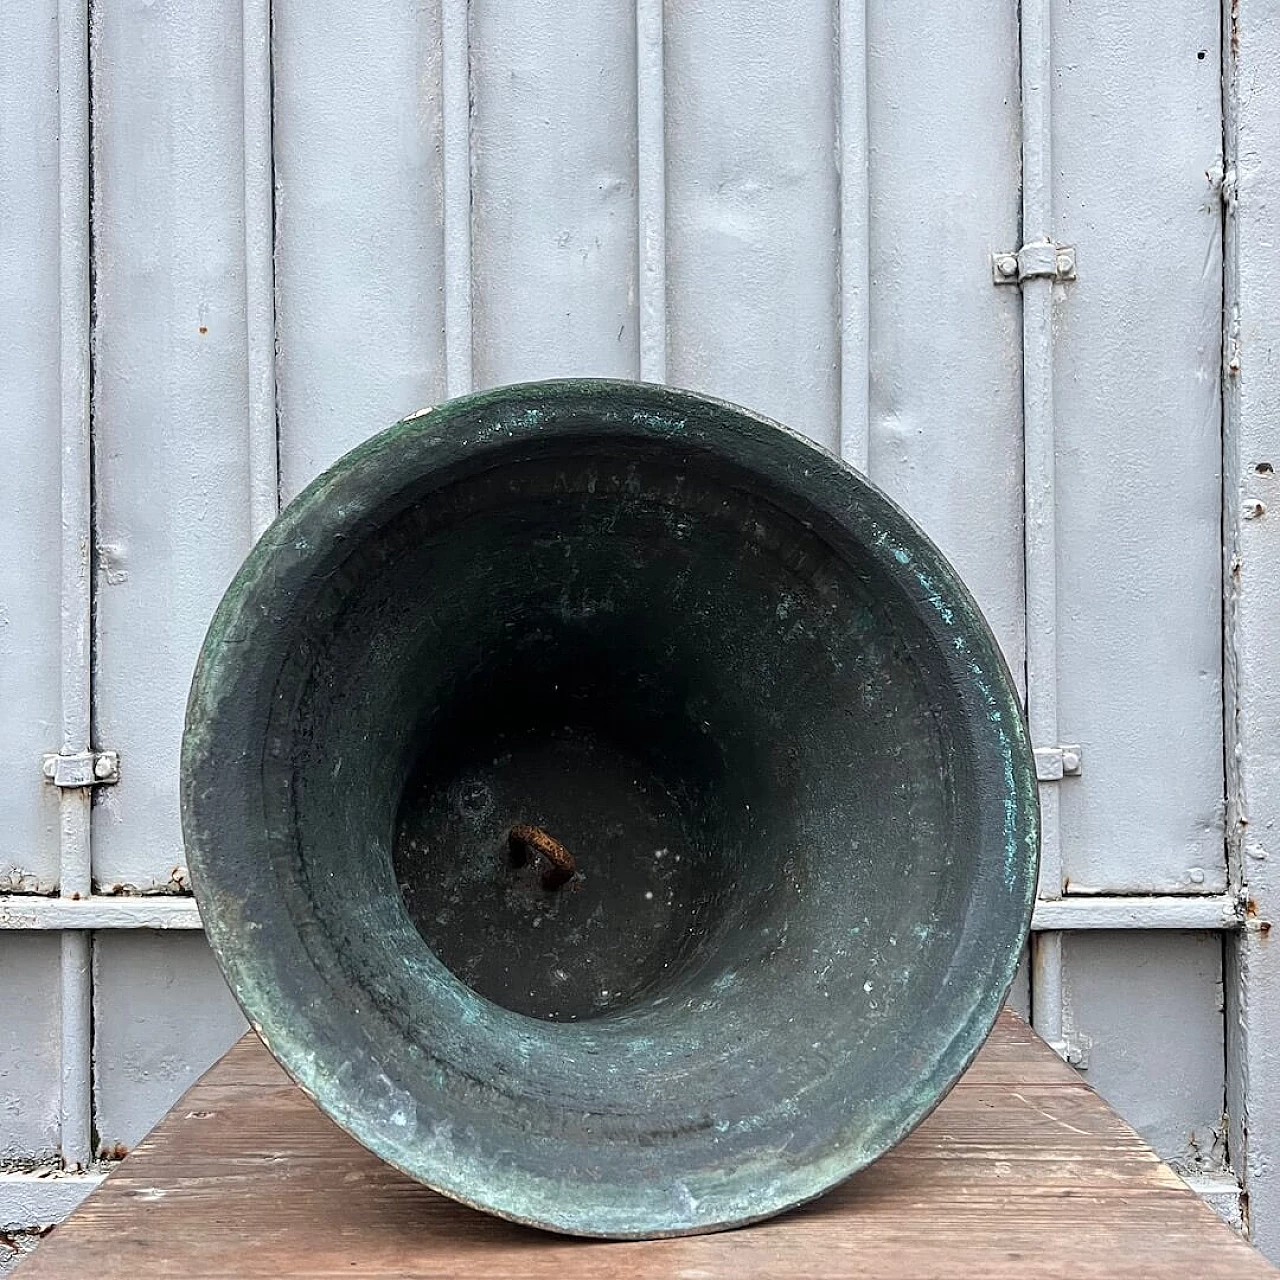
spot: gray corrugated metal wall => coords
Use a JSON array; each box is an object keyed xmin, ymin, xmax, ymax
[{"xmin": 3, "ymin": 0, "xmax": 1276, "ymax": 1262}]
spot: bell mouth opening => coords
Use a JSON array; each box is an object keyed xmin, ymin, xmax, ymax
[
  {"xmin": 185, "ymin": 384, "xmax": 1038, "ymax": 1238},
  {"xmin": 284, "ymin": 434, "xmax": 978, "ymax": 1037}
]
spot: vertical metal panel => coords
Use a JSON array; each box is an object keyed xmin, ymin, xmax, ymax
[
  {"xmin": 442, "ymin": 0, "xmax": 474, "ymax": 398},
  {"xmin": 865, "ymin": 0, "xmax": 1026, "ymax": 671},
  {"xmin": 1065, "ymin": 932, "xmax": 1227, "ymax": 1174},
  {"xmin": 470, "ymin": 0, "xmax": 638, "ymax": 388},
  {"xmin": 273, "ymin": 2, "xmax": 447, "ymax": 498},
  {"xmin": 242, "ymin": 0, "xmax": 279, "ymax": 540},
  {"xmin": 665, "ymin": 0, "xmax": 837, "ymax": 449},
  {"xmin": 1019, "ymin": 0, "xmax": 1066, "ymax": 1055},
  {"xmin": 0, "ymin": 937, "xmax": 60, "ymax": 1159},
  {"xmin": 0, "ymin": 2, "xmax": 61, "ymax": 894},
  {"xmin": 837, "ymin": 0, "xmax": 871, "ymax": 471},
  {"xmin": 57, "ymin": 0, "xmax": 94, "ymax": 1173},
  {"xmin": 90, "ymin": 0, "xmax": 254, "ymax": 889},
  {"xmin": 635, "ymin": 0, "xmax": 666, "ymax": 385},
  {"xmin": 1051, "ymin": 0, "xmax": 1224, "ymax": 894},
  {"xmin": 1223, "ymin": 0, "xmax": 1280, "ymax": 1256},
  {"xmin": 92, "ymin": 933, "xmax": 245, "ymax": 1152}
]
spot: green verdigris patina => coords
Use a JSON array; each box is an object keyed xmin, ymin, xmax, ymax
[{"xmin": 181, "ymin": 381, "xmax": 1039, "ymax": 1238}]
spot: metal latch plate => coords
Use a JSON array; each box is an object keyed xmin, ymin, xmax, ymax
[
  {"xmin": 41, "ymin": 750, "xmax": 120, "ymax": 788},
  {"xmin": 993, "ymin": 241, "xmax": 1077, "ymax": 285},
  {"xmin": 1034, "ymin": 745, "xmax": 1082, "ymax": 782}
]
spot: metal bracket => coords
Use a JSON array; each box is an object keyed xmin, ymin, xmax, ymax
[
  {"xmin": 1034, "ymin": 744, "xmax": 1082, "ymax": 782},
  {"xmin": 992, "ymin": 240, "xmax": 1077, "ymax": 285},
  {"xmin": 1047, "ymin": 1034, "xmax": 1091, "ymax": 1070},
  {"xmin": 41, "ymin": 750, "xmax": 120, "ymax": 788}
]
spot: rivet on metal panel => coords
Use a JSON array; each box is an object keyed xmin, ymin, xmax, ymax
[
  {"xmin": 40, "ymin": 750, "xmax": 120, "ymax": 788},
  {"xmin": 1034, "ymin": 744, "xmax": 1083, "ymax": 781}
]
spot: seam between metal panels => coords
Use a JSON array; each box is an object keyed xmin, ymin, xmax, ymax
[
  {"xmin": 1218, "ymin": 0, "xmax": 1254, "ymax": 1243},
  {"xmin": 636, "ymin": 0, "xmax": 666, "ymax": 384},
  {"xmin": 442, "ymin": 0, "xmax": 474, "ymax": 397},
  {"xmin": 243, "ymin": 0, "xmax": 279, "ymax": 539},
  {"xmin": 57, "ymin": 0, "xmax": 93, "ymax": 1174},
  {"xmin": 835, "ymin": 0, "xmax": 870, "ymax": 472},
  {"xmin": 0, "ymin": 892, "xmax": 1246, "ymax": 932}
]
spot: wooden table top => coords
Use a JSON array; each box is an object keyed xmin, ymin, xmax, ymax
[{"xmin": 17, "ymin": 1010, "xmax": 1276, "ymax": 1278}]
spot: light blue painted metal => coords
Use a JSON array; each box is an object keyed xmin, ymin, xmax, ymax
[
  {"xmin": 1066, "ymin": 932, "xmax": 1228, "ymax": 1175},
  {"xmin": 1018, "ymin": 0, "xmax": 1067, "ymax": 1058},
  {"xmin": 470, "ymin": 0, "xmax": 639, "ymax": 387},
  {"xmin": 1052, "ymin": 0, "xmax": 1225, "ymax": 896},
  {"xmin": 0, "ymin": 0, "xmax": 61, "ymax": 896},
  {"xmin": 1222, "ymin": 0, "xmax": 1280, "ymax": 1253},
  {"xmin": 272, "ymin": 1, "xmax": 448, "ymax": 497},
  {"xmin": 92, "ymin": 934, "xmax": 244, "ymax": 1153},
  {"xmin": 442, "ymin": 0, "xmax": 474, "ymax": 398},
  {"xmin": 837, "ymin": 0, "xmax": 871, "ymax": 472},
  {"xmin": 866, "ymin": 0, "xmax": 1026, "ymax": 674},
  {"xmin": 635, "ymin": 0, "xmax": 667, "ymax": 385},
  {"xmin": 243, "ymin": 0, "xmax": 278, "ymax": 541},
  {"xmin": 90, "ymin": 0, "xmax": 255, "ymax": 897},
  {"xmin": 0, "ymin": 937, "xmax": 60, "ymax": 1160},
  {"xmin": 56, "ymin": 0, "xmax": 92, "ymax": 1173},
  {"xmin": 665, "ymin": 0, "xmax": 838, "ymax": 450}
]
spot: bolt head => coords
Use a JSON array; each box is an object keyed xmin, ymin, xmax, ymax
[
  {"xmin": 997, "ymin": 255, "xmax": 1019, "ymax": 277},
  {"xmin": 93, "ymin": 754, "xmax": 115, "ymax": 779},
  {"xmin": 1056, "ymin": 252, "xmax": 1074, "ymax": 275}
]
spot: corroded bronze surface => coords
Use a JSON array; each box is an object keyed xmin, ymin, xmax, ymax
[{"xmin": 181, "ymin": 381, "xmax": 1039, "ymax": 1238}]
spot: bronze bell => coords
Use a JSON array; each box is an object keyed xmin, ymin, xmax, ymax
[{"xmin": 181, "ymin": 381, "xmax": 1038, "ymax": 1238}]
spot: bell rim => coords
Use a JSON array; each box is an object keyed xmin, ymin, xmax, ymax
[{"xmin": 181, "ymin": 378, "xmax": 1040, "ymax": 1239}]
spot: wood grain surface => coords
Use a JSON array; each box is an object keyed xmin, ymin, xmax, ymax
[{"xmin": 16, "ymin": 1011, "xmax": 1276, "ymax": 1278}]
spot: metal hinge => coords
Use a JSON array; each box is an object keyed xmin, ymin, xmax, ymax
[
  {"xmin": 41, "ymin": 750, "xmax": 120, "ymax": 788},
  {"xmin": 992, "ymin": 240, "xmax": 1077, "ymax": 285},
  {"xmin": 1034, "ymin": 744, "xmax": 1082, "ymax": 782}
]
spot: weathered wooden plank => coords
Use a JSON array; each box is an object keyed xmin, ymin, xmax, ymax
[{"xmin": 16, "ymin": 1012, "xmax": 1273, "ymax": 1278}]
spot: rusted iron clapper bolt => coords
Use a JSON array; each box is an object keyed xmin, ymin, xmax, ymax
[{"xmin": 508, "ymin": 824, "xmax": 577, "ymax": 891}]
